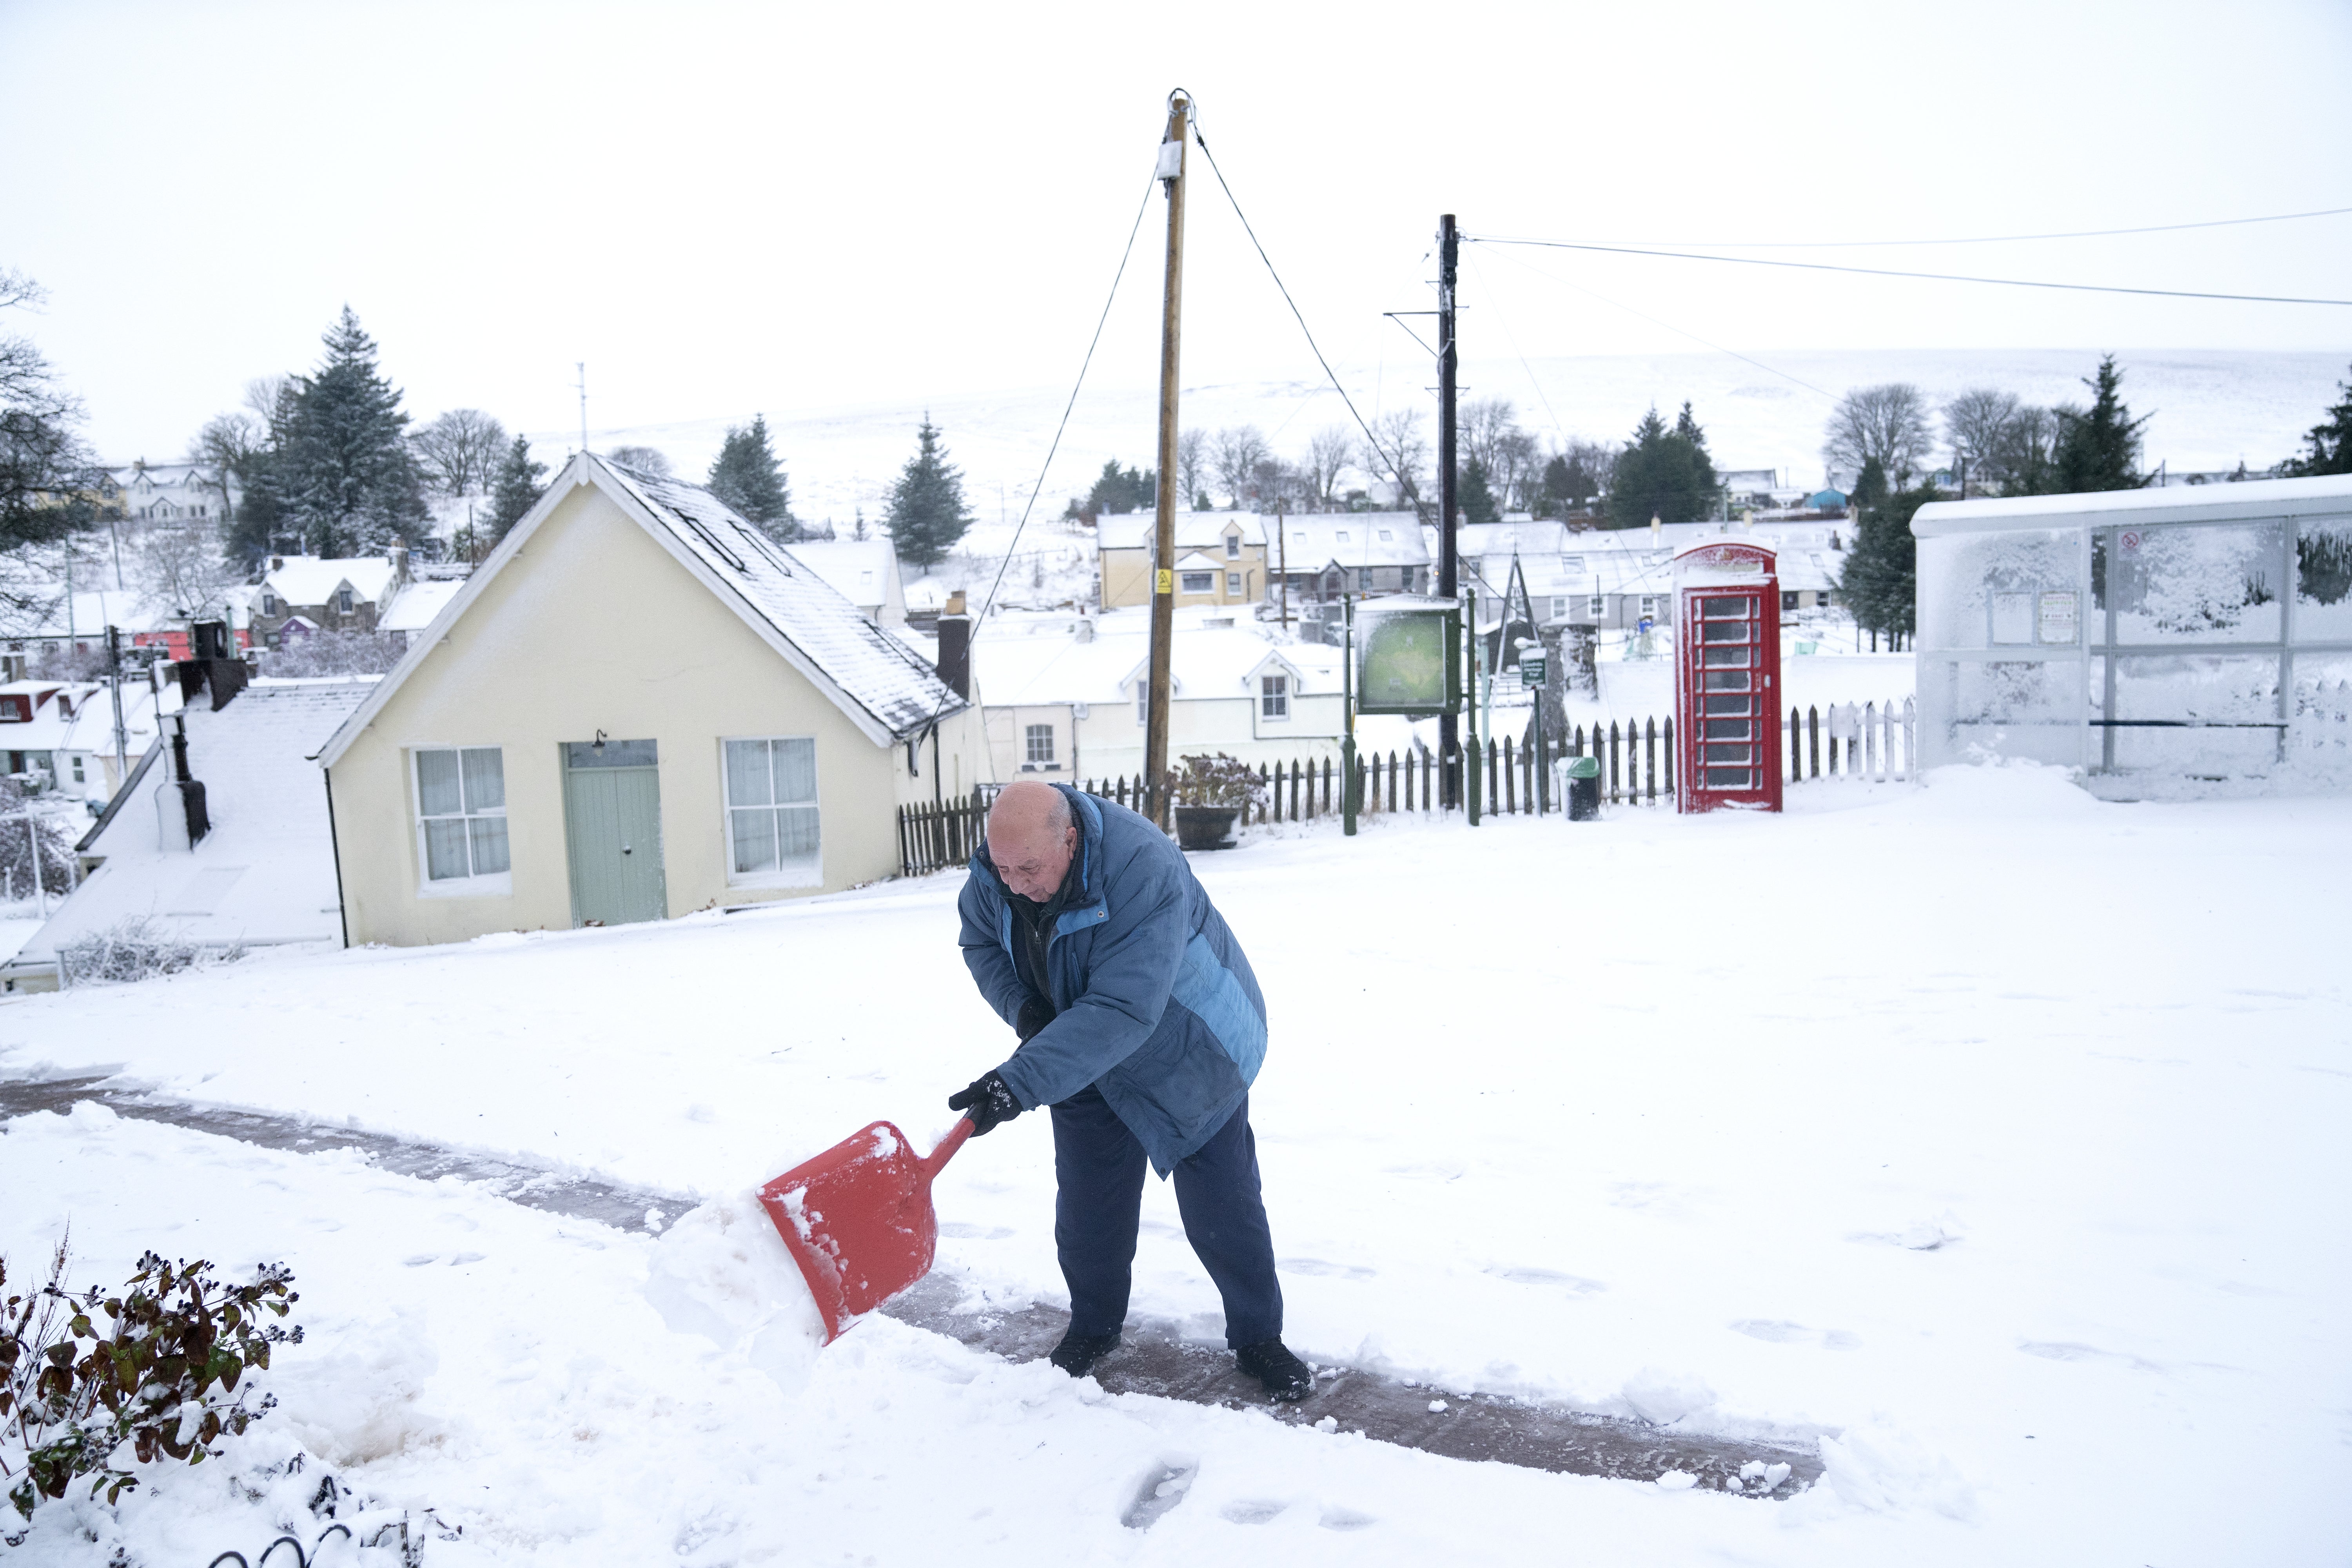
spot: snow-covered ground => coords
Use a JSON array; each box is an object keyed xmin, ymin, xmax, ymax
[{"xmin": 4, "ymin": 766, "xmax": 2349, "ymax": 1563}]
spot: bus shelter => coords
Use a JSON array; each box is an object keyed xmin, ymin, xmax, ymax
[{"xmin": 1911, "ymin": 474, "xmax": 2352, "ymax": 786}]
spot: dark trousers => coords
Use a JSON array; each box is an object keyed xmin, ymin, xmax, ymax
[{"xmin": 1049, "ymin": 1086, "xmax": 1283, "ymax": 1349}]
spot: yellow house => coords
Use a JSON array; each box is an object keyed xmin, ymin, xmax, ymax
[
  {"xmin": 1096, "ymin": 512, "xmax": 1266, "ymax": 609},
  {"xmin": 315, "ymin": 455, "xmax": 976, "ymax": 946}
]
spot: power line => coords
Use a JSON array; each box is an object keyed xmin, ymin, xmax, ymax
[
  {"xmin": 1475, "ymin": 241, "xmax": 1838, "ymax": 401},
  {"xmin": 1188, "ymin": 124, "xmax": 1424, "ymax": 512},
  {"xmin": 912, "ymin": 163, "xmax": 1159, "ymax": 740},
  {"xmin": 1465, "ymin": 234, "xmax": 2352, "ymax": 307},
  {"xmin": 1570, "ymin": 204, "xmax": 2352, "ymax": 250}
]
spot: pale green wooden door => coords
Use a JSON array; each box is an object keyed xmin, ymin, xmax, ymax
[{"xmin": 562, "ymin": 740, "xmax": 666, "ymax": 927}]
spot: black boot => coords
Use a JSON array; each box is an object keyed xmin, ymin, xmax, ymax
[
  {"xmin": 1049, "ymin": 1329, "xmax": 1122, "ymax": 1378},
  {"xmin": 1235, "ymin": 1338, "xmax": 1314, "ymax": 1401}
]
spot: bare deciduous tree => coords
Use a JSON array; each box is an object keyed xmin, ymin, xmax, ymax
[
  {"xmin": 1175, "ymin": 429, "xmax": 1208, "ymax": 507},
  {"xmin": 1461, "ymin": 399, "xmax": 1518, "ymax": 481},
  {"xmin": 186, "ymin": 413, "xmax": 261, "ymax": 522},
  {"xmin": 136, "ymin": 520, "xmax": 244, "ymax": 620},
  {"xmin": 1304, "ymin": 426, "xmax": 1353, "ymax": 508},
  {"xmin": 1363, "ymin": 409, "xmax": 1431, "ymax": 517},
  {"xmin": 1211, "ymin": 426, "xmax": 1269, "ymax": 510},
  {"xmin": 411, "ymin": 408, "xmax": 509, "ymax": 495},
  {"xmin": 1942, "ymin": 388, "xmax": 2021, "ymax": 492},
  {"xmin": 242, "ymin": 376, "xmax": 292, "ymax": 424},
  {"xmin": 1824, "ymin": 383, "xmax": 1934, "ymax": 486},
  {"xmin": 1494, "ymin": 428, "xmax": 1542, "ymax": 512}
]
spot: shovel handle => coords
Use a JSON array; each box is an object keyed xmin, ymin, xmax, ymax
[{"xmin": 922, "ymin": 1116, "xmax": 976, "ymax": 1181}]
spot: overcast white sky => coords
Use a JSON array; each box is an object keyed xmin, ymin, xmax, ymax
[{"xmin": 4, "ymin": 0, "xmax": 2348, "ymax": 468}]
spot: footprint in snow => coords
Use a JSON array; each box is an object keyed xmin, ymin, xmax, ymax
[
  {"xmin": 1485, "ymin": 1265, "xmax": 1607, "ymax": 1294},
  {"xmin": 1730, "ymin": 1319, "xmax": 1862, "ymax": 1350},
  {"xmin": 1281, "ymin": 1257, "xmax": 1377, "ymax": 1280}
]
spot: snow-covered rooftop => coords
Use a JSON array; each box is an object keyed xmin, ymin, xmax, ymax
[
  {"xmin": 1095, "ymin": 511, "xmax": 1267, "ymax": 552},
  {"xmin": 972, "ymin": 622, "xmax": 1338, "ymax": 708},
  {"xmin": 595, "ymin": 460, "xmax": 962, "ymax": 739},
  {"xmin": 1272, "ymin": 514, "xmax": 1428, "ymax": 569},
  {"xmin": 780, "ymin": 539, "xmax": 897, "ymax": 612},
  {"xmin": 7, "ymin": 680, "xmax": 374, "ymax": 972},
  {"xmin": 378, "ymin": 579, "xmax": 463, "ymax": 634},
  {"xmin": 264, "ymin": 556, "xmax": 403, "ymax": 609}
]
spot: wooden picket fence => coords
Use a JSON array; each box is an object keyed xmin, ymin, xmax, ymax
[{"xmin": 893, "ymin": 699, "xmax": 1917, "ymax": 875}]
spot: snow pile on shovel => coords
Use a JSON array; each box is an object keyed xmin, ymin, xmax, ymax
[{"xmin": 643, "ymin": 1188, "xmax": 829, "ymax": 1396}]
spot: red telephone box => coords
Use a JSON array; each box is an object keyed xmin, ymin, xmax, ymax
[{"xmin": 1673, "ymin": 540, "xmax": 1782, "ymax": 813}]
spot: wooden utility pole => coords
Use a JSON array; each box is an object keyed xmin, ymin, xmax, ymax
[
  {"xmin": 1144, "ymin": 93, "xmax": 1190, "ymax": 826},
  {"xmin": 1436, "ymin": 213, "xmax": 1460, "ymax": 808},
  {"xmin": 1276, "ymin": 499, "xmax": 1288, "ymax": 633}
]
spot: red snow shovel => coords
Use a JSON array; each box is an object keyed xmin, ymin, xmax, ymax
[{"xmin": 758, "ymin": 1116, "xmax": 975, "ymax": 1344}]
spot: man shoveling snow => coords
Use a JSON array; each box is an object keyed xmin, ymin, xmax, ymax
[{"xmin": 951, "ymin": 780, "xmax": 1311, "ymax": 1401}]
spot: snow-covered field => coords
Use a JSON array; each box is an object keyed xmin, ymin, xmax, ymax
[{"xmin": 4, "ymin": 766, "xmax": 2349, "ymax": 1564}]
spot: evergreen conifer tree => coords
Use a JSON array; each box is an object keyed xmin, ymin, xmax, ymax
[
  {"xmin": 887, "ymin": 418, "xmax": 975, "ymax": 570},
  {"xmin": 1459, "ymin": 456, "xmax": 1501, "ymax": 527},
  {"xmin": 485, "ymin": 436, "xmax": 547, "ymax": 544},
  {"xmin": 1837, "ymin": 458, "xmax": 1927, "ymax": 648},
  {"xmin": 2281, "ymin": 363, "xmax": 2352, "ymax": 477},
  {"xmin": 2050, "ymin": 356, "xmax": 2150, "ymax": 493},
  {"xmin": 277, "ymin": 307, "xmax": 431, "ymax": 558},
  {"xmin": 1605, "ymin": 407, "xmax": 1717, "ymax": 526},
  {"xmin": 706, "ymin": 415, "xmax": 796, "ymax": 540}
]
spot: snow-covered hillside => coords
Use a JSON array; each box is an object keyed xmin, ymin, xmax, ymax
[{"xmin": 530, "ymin": 349, "xmax": 2349, "ymax": 530}]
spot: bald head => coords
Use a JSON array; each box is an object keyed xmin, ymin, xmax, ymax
[{"xmin": 988, "ymin": 781, "xmax": 1077, "ymax": 901}]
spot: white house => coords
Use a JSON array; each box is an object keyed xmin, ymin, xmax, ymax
[
  {"xmin": 0, "ymin": 677, "xmax": 178, "ymax": 802},
  {"xmin": 971, "ymin": 616, "xmax": 1345, "ymax": 782},
  {"xmin": 1266, "ymin": 514, "xmax": 1430, "ymax": 610},
  {"xmin": 314, "ymin": 455, "xmax": 977, "ymax": 946}
]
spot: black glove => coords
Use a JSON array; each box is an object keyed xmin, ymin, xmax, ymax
[
  {"xmin": 1015, "ymin": 996, "xmax": 1053, "ymax": 1043},
  {"xmin": 948, "ymin": 1070, "xmax": 1024, "ymax": 1136}
]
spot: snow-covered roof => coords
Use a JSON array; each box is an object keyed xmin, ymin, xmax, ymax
[
  {"xmin": 378, "ymin": 579, "xmax": 463, "ymax": 634},
  {"xmin": 317, "ymin": 456, "xmax": 964, "ymax": 764},
  {"xmin": 1096, "ymin": 512, "xmax": 1267, "ymax": 552},
  {"xmin": 973, "ymin": 623, "xmax": 1339, "ymax": 709},
  {"xmin": 1270, "ymin": 514, "xmax": 1427, "ymax": 570},
  {"xmin": 1172, "ymin": 551, "xmax": 1227, "ymax": 573},
  {"xmin": 0, "ymin": 679, "xmax": 176, "ymax": 754},
  {"xmin": 264, "ymin": 556, "xmax": 401, "ymax": 609},
  {"xmin": 7, "ymin": 681, "xmax": 375, "ymax": 971},
  {"xmin": 1911, "ymin": 470, "xmax": 2352, "ymax": 537},
  {"xmin": 780, "ymin": 539, "xmax": 898, "ymax": 610}
]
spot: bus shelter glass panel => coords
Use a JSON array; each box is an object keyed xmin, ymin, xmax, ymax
[
  {"xmin": 2295, "ymin": 517, "xmax": 2352, "ymax": 641},
  {"xmin": 2290, "ymin": 650, "xmax": 2352, "ymax": 764},
  {"xmin": 1917, "ymin": 530, "xmax": 2082, "ymax": 652},
  {"xmin": 2107, "ymin": 521, "xmax": 2284, "ymax": 646},
  {"xmin": 2107, "ymin": 653, "xmax": 2281, "ymax": 773}
]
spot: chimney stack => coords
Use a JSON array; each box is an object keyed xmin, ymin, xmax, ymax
[{"xmin": 935, "ymin": 590, "xmax": 971, "ymax": 699}]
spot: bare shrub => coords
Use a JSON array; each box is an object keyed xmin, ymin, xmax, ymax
[
  {"xmin": 57, "ymin": 918, "xmax": 244, "ymax": 987},
  {"xmin": 263, "ymin": 629, "xmax": 400, "ymax": 677}
]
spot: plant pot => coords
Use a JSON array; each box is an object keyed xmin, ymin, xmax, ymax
[{"xmin": 1172, "ymin": 805, "xmax": 1240, "ymax": 851}]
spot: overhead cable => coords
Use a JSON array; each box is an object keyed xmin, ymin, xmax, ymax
[
  {"xmin": 1568, "ymin": 204, "xmax": 2352, "ymax": 251},
  {"xmin": 1466, "ymin": 235, "xmax": 2352, "ymax": 307}
]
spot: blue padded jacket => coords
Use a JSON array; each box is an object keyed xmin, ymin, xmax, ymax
[{"xmin": 958, "ymin": 786, "xmax": 1267, "ymax": 1175}]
